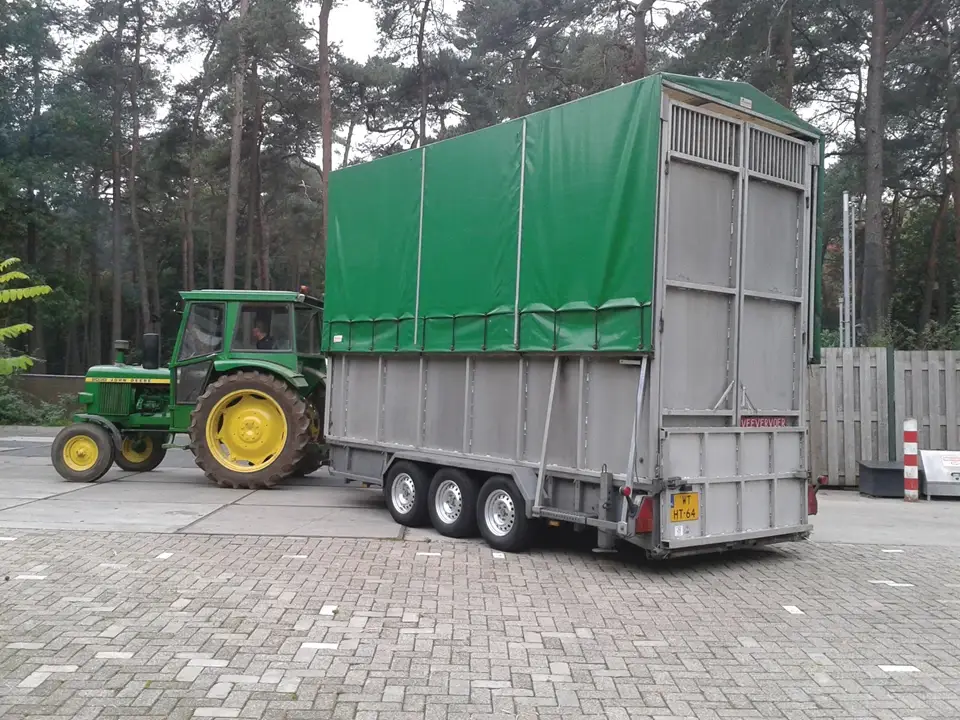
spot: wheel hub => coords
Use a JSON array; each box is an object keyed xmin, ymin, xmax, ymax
[
  {"xmin": 484, "ymin": 489, "xmax": 515, "ymax": 537},
  {"xmin": 63, "ymin": 436, "xmax": 99, "ymax": 472},
  {"xmin": 434, "ymin": 479, "xmax": 463, "ymax": 524},
  {"xmin": 206, "ymin": 389, "xmax": 288, "ymax": 473},
  {"xmin": 392, "ymin": 473, "xmax": 416, "ymax": 514}
]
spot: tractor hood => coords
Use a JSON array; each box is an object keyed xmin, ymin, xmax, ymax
[{"xmin": 85, "ymin": 365, "xmax": 171, "ymax": 385}]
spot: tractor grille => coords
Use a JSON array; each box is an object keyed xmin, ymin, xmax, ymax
[{"xmin": 98, "ymin": 384, "xmax": 133, "ymax": 416}]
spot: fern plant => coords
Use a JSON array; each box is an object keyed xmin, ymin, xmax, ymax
[{"xmin": 0, "ymin": 258, "xmax": 53, "ymax": 375}]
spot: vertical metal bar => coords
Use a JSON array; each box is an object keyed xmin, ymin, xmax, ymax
[
  {"xmin": 340, "ymin": 355, "xmax": 349, "ymax": 437},
  {"xmin": 731, "ymin": 122, "xmax": 749, "ymax": 426},
  {"xmin": 462, "ymin": 357, "xmax": 472, "ymax": 453},
  {"xmin": 533, "ymin": 356, "xmax": 560, "ymax": 514},
  {"xmin": 515, "ymin": 357, "xmax": 525, "ymax": 460},
  {"xmin": 851, "ymin": 199, "xmax": 857, "ymax": 348},
  {"xmin": 842, "ymin": 191, "xmax": 850, "ymax": 348},
  {"xmin": 770, "ymin": 431, "xmax": 778, "ymax": 528},
  {"xmin": 413, "ymin": 149, "xmax": 426, "ymax": 346},
  {"xmin": 416, "ymin": 355, "xmax": 425, "ymax": 448},
  {"xmin": 624, "ymin": 357, "xmax": 648, "ymax": 484},
  {"xmin": 513, "ymin": 119, "xmax": 528, "ymax": 348},
  {"xmin": 375, "ymin": 356, "xmax": 384, "ymax": 441},
  {"xmin": 576, "ymin": 357, "xmax": 585, "ymax": 470},
  {"xmin": 323, "ymin": 355, "xmax": 334, "ymax": 436}
]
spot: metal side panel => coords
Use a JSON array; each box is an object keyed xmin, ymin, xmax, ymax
[
  {"xmin": 325, "ymin": 353, "xmax": 653, "ymax": 483},
  {"xmin": 381, "ymin": 356, "xmax": 420, "ymax": 446},
  {"xmin": 471, "ymin": 357, "xmax": 520, "ymax": 459},
  {"xmin": 423, "ymin": 357, "xmax": 466, "ymax": 451},
  {"xmin": 659, "ymin": 427, "xmax": 809, "ymax": 548},
  {"xmin": 344, "ymin": 355, "xmax": 380, "ymax": 441},
  {"xmin": 521, "ymin": 357, "xmax": 580, "ymax": 469}
]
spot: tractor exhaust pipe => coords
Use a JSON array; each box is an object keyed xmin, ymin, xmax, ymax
[{"xmin": 142, "ymin": 333, "xmax": 161, "ymax": 370}]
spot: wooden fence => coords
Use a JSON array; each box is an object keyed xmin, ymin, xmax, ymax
[{"xmin": 809, "ymin": 348, "xmax": 960, "ymax": 486}]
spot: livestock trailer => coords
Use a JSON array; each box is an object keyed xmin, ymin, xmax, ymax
[{"xmin": 321, "ymin": 72, "xmax": 824, "ymax": 557}]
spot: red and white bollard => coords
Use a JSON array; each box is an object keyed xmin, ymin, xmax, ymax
[{"xmin": 903, "ymin": 418, "xmax": 919, "ymax": 502}]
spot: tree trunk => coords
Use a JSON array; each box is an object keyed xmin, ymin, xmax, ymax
[
  {"xmin": 207, "ymin": 194, "xmax": 216, "ymax": 288},
  {"xmin": 919, "ymin": 193, "xmax": 950, "ymax": 330},
  {"xmin": 223, "ymin": 0, "xmax": 250, "ymax": 290},
  {"xmin": 183, "ymin": 40, "xmax": 217, "ymax": 292},
  {"xmin": 948, "ymin": 13, "xmax": 960, "ymax": 273},
  {"xmin": 861, "ymin": 0, "xmax": 935, "ymax": 336},
  {"xmin": 417, "ymin": 0, "xmax": 431, "ymax": 147},
  {"xmin": 779, "ymin": 0, "xmax": 794, "ymax": 108},
  {"xmin": 89, "ymin": 172, "xmax": 102, "ymax": 366},
  {"xmin": 111, "ymin": 1, "xmax": 127, "ymax": 345},
  {"xmin": 245, "ymin": 60, "xmax": 263, "ymax": 290},
  {"xmin": 26, "ymin": 12, "xmax": 46, "ymax": 371},
  {"xmin": 130, "ymin": 0, "xmax": 150, "ymax": 331},
  {"xmin": 630, "ymin": 0, "xmax": 657, "ymax": 80},
  {"xmin": 317, "ymin": 0, "xmax": 334, "ymax": 283},
  {"xmin": 861, "ymin": 0, "xmax": 888, "ymax": 337}
]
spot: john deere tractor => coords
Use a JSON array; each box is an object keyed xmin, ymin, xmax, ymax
[{"xmin": 51, "ymin": 289, "xmax": 326, "ymax": 489}]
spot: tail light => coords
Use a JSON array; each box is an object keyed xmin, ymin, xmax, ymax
[{"xmin": 635, "ymin": 496, "xmax": 655, "ymax": 534}]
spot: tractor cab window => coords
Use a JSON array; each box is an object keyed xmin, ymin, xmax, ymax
[
  {"xmin": 177, "ymin": 303, "xmax": 225, "ymax": 361},
  {"xmin": 233, "ymin": 304, "xmax": 293, "ymax": 352},
  {"xmin": 295, "ymin": 306, "xmax": 322, "ymax": 355}
]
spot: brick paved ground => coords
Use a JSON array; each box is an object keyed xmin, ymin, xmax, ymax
[{"xmin": 2, "ymin": 532, "xmax": 959, "ymax": 720}]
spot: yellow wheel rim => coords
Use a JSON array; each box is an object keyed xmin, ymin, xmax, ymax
[
  {"xmin": 121, "ymin": 435, "xmax": 154, "ymax": 464},
  {"xmin": 63, "ymin": 436, "xmax": 99, "ymax": 472},
  {"xmin": 205, "ymin": 389, "xmax": 288, "ymax": 473}
]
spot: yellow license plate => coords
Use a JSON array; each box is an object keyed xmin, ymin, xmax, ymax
[{"xmin": 670, "ymin": 492, "xmax": 699, "ymax": 522}]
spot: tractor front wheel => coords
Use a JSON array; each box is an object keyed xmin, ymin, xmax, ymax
[
  {"xmin": 114, "ymin": 432, "xmax": 167, "ymax": 473},
  {"xmin": 51, "ymin": 423, "xmax": 114, "ymax": 483},
  {"xmin": 189, "ymin": 371, "xmax": 311, "ymax": 490}
]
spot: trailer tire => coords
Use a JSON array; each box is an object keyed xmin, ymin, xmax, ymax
[
  {"xmin": 384, "ymin": 461, "xmax": 430, "ymax": 527},
  {"xmin": 52, "ymin": 423, "xmax": 115, "ymax": 483},
  {"xmin": 428, "ymin": 468, "xmax": 479, "ymax": 538},
  {"xmin": 477, "ymin": 475, "xmax": 533, "ymax": 552}
]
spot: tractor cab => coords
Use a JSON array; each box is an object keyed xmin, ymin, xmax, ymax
[{"xmin": 52, "ymin": 288, "xmax": 327, "ymax": 488}]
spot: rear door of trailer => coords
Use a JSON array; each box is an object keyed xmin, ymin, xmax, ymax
[{"xmin": 652, "ymin": 92, "xmax": 818, "ymax": 551}]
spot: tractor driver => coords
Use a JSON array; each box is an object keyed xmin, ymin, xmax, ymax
[{"xmin": 252, "ymin": 321, "xmax": 276, "ymax": 350}]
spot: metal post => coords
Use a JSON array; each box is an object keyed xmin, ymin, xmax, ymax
[
  {"xmin": 904, "ymin": 418, "xmax": 919, "ymax": 502},
  {"xmin": 533, "ymin": 356, "xmax": 560, "ymax": 514},
  {"xmin": 850, "ymin": 198, "xmax": 857, "ymax": 348},
  {"xmin": 842, "ymin": 191, "xmax": 850, "ymax": 347}
]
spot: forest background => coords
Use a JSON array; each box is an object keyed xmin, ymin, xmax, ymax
[{"xmin": 1, "ymin": 0, "xmax": 957, "ymax": 377}]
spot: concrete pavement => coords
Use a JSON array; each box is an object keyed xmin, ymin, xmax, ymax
[{"xmin": 3, "ymin": 427, "xmax": 960, "ymax": 719}]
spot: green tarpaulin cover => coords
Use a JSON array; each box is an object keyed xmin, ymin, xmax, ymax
[{"xmin": 323, "ymin": 72, "xmax": 823, "ymax": 356}]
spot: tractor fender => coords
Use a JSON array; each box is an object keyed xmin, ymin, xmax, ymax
[
  {"xmin": 74, "ymin": 414, "xmax": 123, "ymax": 449},
  {"xmin": 211, "ymin": 360, "xmax": 310, "ymax": 390}
]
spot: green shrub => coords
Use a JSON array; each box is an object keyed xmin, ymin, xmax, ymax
[{"xmin": 0, "ymin": 378, "xmax": 71, "ymax": 426}]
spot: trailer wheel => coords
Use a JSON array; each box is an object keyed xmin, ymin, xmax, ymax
[
  {"xmin": 114, "ymin": 432, "xmax": 167, "ymax": 472},
  {"xmin": 477, "ymin": 475, "xmax": 533, "ymax": 552},
  {"xmin": 51, "ymin": 423, "xmax": 114, "ymax": 483},
  {"xmin": 384, "ymin": 461, "xmax": 430, "ymax": 527},
  {"xmin": 428, "ymin": 468, "xmax": 479, "ymax": 538}
]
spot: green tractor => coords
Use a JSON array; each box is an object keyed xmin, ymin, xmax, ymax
[{"xmin": 51, "ymin": 289, "xmax": 326, "ymax": 489}]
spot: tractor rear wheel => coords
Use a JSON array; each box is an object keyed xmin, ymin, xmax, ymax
[
  {"xmin": 51, "ymin": 423, "xmax": 114, "ymax": 483},
  {"xmin": 189, "ymin": 371, "xmax": 310, "ymax": 490},
  {"xmin": 114, "ymin": 432, "xmax": 167, "ymax": 472},
  {"xmin": 289, "ymin": 396, "xmax": 325, "ymax": 478}
]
